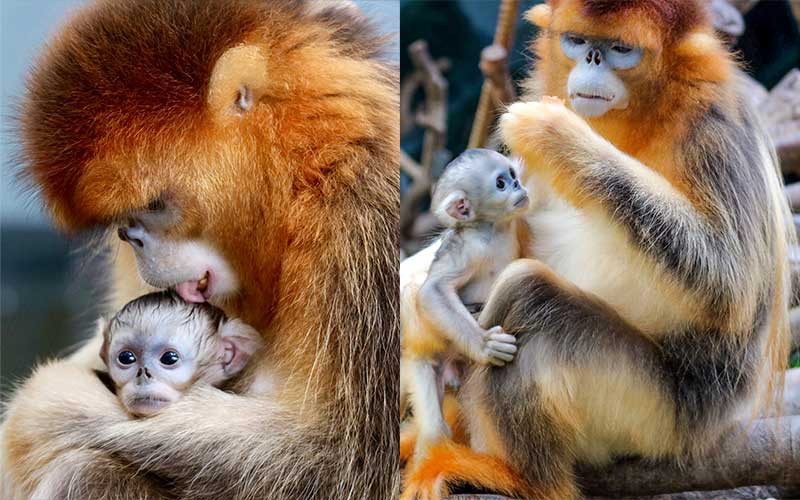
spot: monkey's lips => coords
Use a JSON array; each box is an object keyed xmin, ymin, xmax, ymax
[
  {"xmin": 175, "ymin": 271, "xmax": 212, "ymax": 303},
  {"xmin": 127, "ymin": 395, "xmax": 172, "ymax": 416},
  {"xmin": 572, "ymin": 92, "xmax": 612, "ymax": 102}
]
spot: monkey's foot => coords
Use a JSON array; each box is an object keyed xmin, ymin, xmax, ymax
[
  {"xmin": 400, "ymin": 441, "xmax": 529, "ymax": 500},
  {"xmin": 400, "ymin": 394, "xmax": 467, "ymax": 466}
]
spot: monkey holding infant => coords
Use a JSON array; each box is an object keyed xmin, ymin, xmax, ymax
[{"xmin": 99, "ymin": 291, "xmax": 262, "ymax": 417}]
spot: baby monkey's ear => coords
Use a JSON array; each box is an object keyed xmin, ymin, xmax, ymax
[
  {"xmin": 443, "ymin": 191, "xmax": 474, "ymax": 222},
  {"xmin": 218, "ymin": 319, "xmax": 263, "ymax": 376},
  {"xmin": 97, "ymin": 317, "xmax": 110, "ymax": 366}
]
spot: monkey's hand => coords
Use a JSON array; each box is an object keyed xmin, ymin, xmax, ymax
[
  {"xmin": 499, "ymin": 99, "xmax": 596, "ymax": 180},
  {"xmin": 474, "ymin": 326, "xmax": 517, "ymax": 366}
]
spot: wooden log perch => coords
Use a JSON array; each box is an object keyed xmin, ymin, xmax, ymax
[{"xmin": 577, "ymin": 416, "xmax": 800, "ymax": 497}]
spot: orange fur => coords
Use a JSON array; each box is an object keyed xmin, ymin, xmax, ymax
[
  {"xmin": 400, "ymin": 394, "xmax": 468, "ymax": 465},
  {"xmin": 8, "ymin": 1, "xmax": 399, "ymax": 498},
  {"xmin": 402, "ymin": 441, "xmax": 572, "ymax": 500},
  {"xmin": 407, "ymin": 1, "xmax": 792, "ymax": 498}
]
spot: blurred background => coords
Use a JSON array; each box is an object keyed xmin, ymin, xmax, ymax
[
  {"xmin": 0, "ymin": 0, "xmax": 399, "ymax": 396},
  {"xmin": 399, "ymin": 0, "xmax": 800, "ymax": 364}
]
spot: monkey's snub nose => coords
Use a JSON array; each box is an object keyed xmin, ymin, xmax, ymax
[{"xmin": 118, "ymin": 226, "xmax": 144, "ymax": 248}]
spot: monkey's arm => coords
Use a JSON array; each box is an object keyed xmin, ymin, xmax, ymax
[
  {"xmin": 1, "ymin": 360, "xmax": 339, "ymax": 499},
  {"xmin": 501, "ymin": 100, "xmax": 763, "ymax": 293},
  {"xmin": 418, "ymin": 251, "xmax": 516, "ymax": 366}
]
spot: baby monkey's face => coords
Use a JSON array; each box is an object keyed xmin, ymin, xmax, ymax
[
  {"xmin": 101, "ymin": 292, "xmax": 262, "ymax": 417},
  {"xmin": 433, "ymin": 149, "xmax": 531, "ymax": 227},
  {"xmin": 108, "ymin": 324, "xmax": 198, "ymax": 417},
  {"xmin": 478, "ymin": 164, "xmax": 529, "ymax": 219}
]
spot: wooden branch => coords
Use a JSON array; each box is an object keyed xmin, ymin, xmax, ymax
[
  {"xmin": 479, "ymin": 45, "xmax": 516, "ymax": 106},
  {"xmin": 711, "ymin": 0, "xmax": 745, "ymax": 43},
  {"xmin": 727, "ymin": 0, "xmax": 760, "ymax": 14},
  {"xmin": 400, "ymin": 58, "xmax": 450, "ymax": 136},
  {"xmin": 786, "ymin": 182, "xmax": 800, "ymax": 212},
  {"xmin": 782, "ymin": 368, "xmax": 800, "ymax": 416},
  {"xmin": 762, "ymin": 69, "xmax": 800, "ymax": 175},
  {"xmin": 401, "ymin": 40, "xmax": 449, "ymax": 248},
  {"xmin": 588, "ymin": 485, "xmax": 792, "ymax": 499},
  {"xmin": 408, "ymin": 40, "xmax": 448, "ymax": 170},
  {"xmin": 468, "ymin": 0, "xmax": 519, "ymax": 149},
  {"xmin": 577, "ymin": 416, "xmax": 800, "ymax": 497}
]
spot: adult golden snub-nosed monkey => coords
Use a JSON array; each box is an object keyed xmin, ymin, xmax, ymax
[
  {"xmin": 401, "ymin": 0, "xmax": 794, "ymax": 498},
  {"xmin": 2, "ymin": 1, "xmax": 399, "ymax": 499}
]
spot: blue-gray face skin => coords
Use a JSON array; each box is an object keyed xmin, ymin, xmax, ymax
[{"xmin": 560, "ymin": 32, "xmax": 643, "ymax": 118}]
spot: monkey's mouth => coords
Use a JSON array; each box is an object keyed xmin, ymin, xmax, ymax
[
  {"xmin": 175, "ymin": 271, "xmax": 212, "ymax": 303},
  {"xmin": 127, "ymin": 394, "xmax": 172, "ymax": 415},
  {"xmin": 513, "ymin": 195, "xmax": 530, "ymax": 209},
  {"xmin": 573, "ymin": 92, "xmax": 612, "ymax": 102}
]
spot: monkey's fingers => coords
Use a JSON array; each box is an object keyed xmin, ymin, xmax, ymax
[
  {"xmin": 487, "ymin": 339, "xmax": 517, "ymax": 354},
  {"xmin": 487, "ymin": 332, "xmax": 516, "ymax": 345},
  {"xmin": 487, "ymin": 349, "xmax": 515, "ymax": 365}
]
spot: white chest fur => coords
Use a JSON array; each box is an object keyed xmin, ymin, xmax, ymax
[{"xmin": 527, "ymin": 191, "xmax": 688, "ymax": 335}]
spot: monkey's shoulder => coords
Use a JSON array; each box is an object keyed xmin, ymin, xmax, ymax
[{"xmin": 435, "ymin": 226, "xmax": 506, "ymax": 262}]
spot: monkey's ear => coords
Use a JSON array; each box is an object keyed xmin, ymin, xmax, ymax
[
  {"xmin": 443, "ymin": 192, "xmax": 474, "ymax": 222},
  {"xmin": 207, "ymin": 45, "xmax": 269, "ymax": 121},
  {"xmin": 218, "ymin": 319, "xmax": 263, "ymax": 377},
  {"xmin": 525, "ymin": 4, "xmax": 552, "ymax": 29},
  {"xmin": 673, "ymin": 32, "xmax": 732, "ymax": 83},
  {"xmin": 97, "ymin": 317, "xmax": 110, "ymax": 366}
]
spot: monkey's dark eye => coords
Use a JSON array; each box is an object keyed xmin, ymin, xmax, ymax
[
  {"xmin": 496, "ymin": 177, "xmax": 507, "ymax": 190},
  {"xmin": 509, "ymin": 168, "xmax": 517, "ymax": 180},
  {"xmin": 612, "ymin": 45, "xmax": 632, "ymax": 54},
  {"xmin": 160, "ymin": 351, "xmax": 180, "ymax": 366},
  {"xmin": 117, "ymin": 351, "xmax": 136, "ymax": 365},
  {"xmin": 567, "ymin": 35, "xmax": 585, "ymax": 45},
  {"xmin": 147, "ymin": 198, "xmax": 166, "ymax": 211}
]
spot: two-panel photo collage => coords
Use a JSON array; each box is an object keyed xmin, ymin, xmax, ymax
[{"xmin": 1, "ymin": 1, "xmax": 799, "ymax": 499}]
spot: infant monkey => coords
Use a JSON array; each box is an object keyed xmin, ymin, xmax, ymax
[
  {"xmin": 405, "ymin": 148, "xmax": 530, "ymax": 457},
  {"xmin": 99, "ymin": 291, "xmax": 262, "ymax": 417}
]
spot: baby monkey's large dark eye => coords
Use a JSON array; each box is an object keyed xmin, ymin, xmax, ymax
[
  {"xmin": 160, "ymin": 351, "xmax": 180, "ymax": 366},
  {"xmin": 496, "ymin": 176, "xmax": 507, "ymax": 190},
  {"xmin": 118, "ymin": 351, "xmax": 136, "ymax": 365}
]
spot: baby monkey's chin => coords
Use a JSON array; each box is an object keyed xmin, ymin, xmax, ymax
[{"xmin": 126, "ymin": 394, "xmax": 176, "ymax": 417}]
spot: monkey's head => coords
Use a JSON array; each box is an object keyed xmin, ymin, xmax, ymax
[
  {"xmin": 526, "ymin": 0, "xmax": 731, "ymax": 123},
  {"xmin": 100, "ymin": 291, "xmax": 262, "ymax": 417},
  {"xmin": 431, "ymin": 149, "xmax": 529, "ymax": 227},
  {"xmin": 20, "ymin": 0, "xmax": 395, "ymax": 326}
]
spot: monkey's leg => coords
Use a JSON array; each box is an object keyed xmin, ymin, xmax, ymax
[
  {"xmin": 400, "ymin": 394, "xmax": 468, "ymax": 467},
  {"xmin": 408, "ymin": 357, "xmax": 451, "ymax": 461},
  {"xmin": 403, "ymin": 260, "xmax": 680, "ymax": 500}
]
